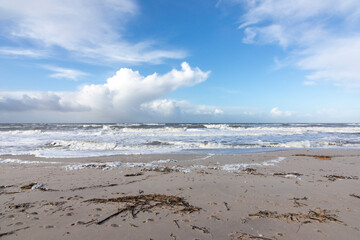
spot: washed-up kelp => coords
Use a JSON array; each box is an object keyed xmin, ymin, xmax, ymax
[
  {"xmin": 290, "ymin": 197, "xmax": 308, "ymax": 207},
  {"xmin": 85, "ymin": 194, "xmax": 201, "ymax": 225},
  {"xmin": 124, "ymin": 172, "xmax": 143, "ymax": 177},
  {"xmin": 249, "ymin": 208, "xmax": 341, "ymax": 224},
  {"xmin": 294, "ymin": 154, "xmax": 332, "ymax": 160},
  {"xmin": 0, "ymin": 227, "xmax": 30, "ymax": 238},
  {"xmin": 324, "ymin": 175, "xmax": 358, "ymax": 181}
]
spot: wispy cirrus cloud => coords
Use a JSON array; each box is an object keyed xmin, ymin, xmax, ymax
[
  {"xmin": 42, "ymin": 66, "xmax": 88, "ymax": 81},
  {"xmin": 0, "ymin": 0, "xmax": 185, "ymax": 64},
  {"xmin": 0, "ymin": 47, "xmax": 45, "ymax": 58},
  {"xmin": 235, "ymin": 0, "xmax": 360, "ymax": 87}
]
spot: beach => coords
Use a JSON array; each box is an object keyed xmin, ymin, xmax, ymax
[{"xmin": 1, "ymin": 149, "xmax": 359, "ymax": 239}]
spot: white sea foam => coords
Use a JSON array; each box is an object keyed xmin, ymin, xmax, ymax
[
  {"xmin": 64, "ymin": 161, "xmax": 123, "ymax": 170},
  {"xmin": 50, "ymin": 140, "xmax": 118, "ymax": 150},
  {"xmin": 64, "ymin": 159, "xmax": 178, "ymax": 171},
  {"xmin": 194, "ymin": 157, "xmax": 286, "ymax": 172},
  {"xmin": 262, "ymin": 157, "xmax": 286, "ymax": 166},
  {"xmin": 0, "ymin": 158, "xmax": 61, "ymax": 164},
  {"xmin": 277, "ymin": 141, "xmax": 311, "ymax": 148}
]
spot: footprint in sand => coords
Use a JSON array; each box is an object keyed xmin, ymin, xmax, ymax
[
  {"xmin": 15, "ymin": 222, "xmax": 23, "ymax": 225},
  {"xmin": 110, "ymin": 224, "xmax": 120, "ymax": 227},
  {"xmin": 66, "ymin": 212, "xmax": 74, "ymax": 216}
]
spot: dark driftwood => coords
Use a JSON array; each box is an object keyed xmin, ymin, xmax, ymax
[
  {"xmin": 350, "ymin": 193, "xmax": 360, "ymax": 199},
  {"xmin": 97, "ymin": 207, "xmax": 132, "ymax": 225}
]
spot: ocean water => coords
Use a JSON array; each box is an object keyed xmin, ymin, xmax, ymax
[{"xmin": 0, "ymin": 123, "xmax": 359, "ymax": 158}]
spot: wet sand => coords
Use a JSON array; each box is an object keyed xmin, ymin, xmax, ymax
[{"xmin": 1, "ymin": 149, "xmax": 359, "ymax": 239}]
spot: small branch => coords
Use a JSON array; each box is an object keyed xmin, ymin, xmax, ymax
[
  {"xmin": 224, "ymin": 202, "xmax": 230, "ymax": 211},
  {"xmin": 97, "ymin": 206, "xmax": 132, "ymax": 225}
]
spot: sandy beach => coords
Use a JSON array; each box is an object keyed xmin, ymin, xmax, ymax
[{"xmin": 1, "ymin": 149, "xmax": 359, "ymax": 239}]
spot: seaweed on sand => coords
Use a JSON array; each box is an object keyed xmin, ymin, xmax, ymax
[
  {"xmin": 124, "ymin": 172, "xmax": 144, "ymax": 177},
  {"xmin": 294, "ymin": 154, "xmax": 332, "ymax": 160},
  {"xmin": 85, "ymin": 194, "xmax": 201, "ymax": 225},
  {"xmin": 324, "ymin": 175, "xmax": 359, "ymax": 181},
  {"xmin": 290, "ymin": 197, "xmax": 308, "ymax": 207},
  {"xmin": 0, "ymin": 227, "xmax": 30, "ymax": 238},
  {"xmin": 20, "ymin": 183, "xmax": 56, "ymax": 191},
  {"xmin": 20, "ymin": 183, "xmax": 38, "ymax": 190},
  {"xmin": 249, "ymin": 208, "xmax": 342, "ymax": 224}
]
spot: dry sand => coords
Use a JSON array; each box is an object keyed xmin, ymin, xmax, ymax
[{"xmin": 0, "ymin": 149, "xmax": 359, "ymax": 239}]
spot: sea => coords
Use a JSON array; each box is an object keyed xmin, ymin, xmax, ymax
[{"xmin": 0, "ymin": 123, "xmax": 360, "ymax": 158}]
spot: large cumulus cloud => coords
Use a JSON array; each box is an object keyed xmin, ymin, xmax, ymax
[{"xmin": 0, "ymin": 62, "xmax": 211, "ymax": 122}]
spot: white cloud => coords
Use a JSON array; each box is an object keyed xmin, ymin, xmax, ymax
[
  {"xmin": 303, "ymin": 81, "xmax": 316, "ymax": 86},
  {"xmin": 141, "ymin": 99, "xmax": 224, "ymax": 118},
  {"xmin": 0, "ymin": 62, "xmax": 210, "ymax": 122},
  {"xmin": 0, "ymin": 48, "xmax": 45, "ymax": 57},
  {"xmin": 0, "ymin": 0, "xmax": 185, "ymax": 63},
  {"xmin": 270, "ymin": 107, "xmax": 292, "ymax": 117},
  {"xmin": 238, "ymin": 0, "xmax": 360, "ymax": 87},
  {"xmin": 43, "ymin": 66, "xmax": 88, "ymax": 81}
]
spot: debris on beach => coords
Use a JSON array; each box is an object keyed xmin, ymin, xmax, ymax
[
  {"xmin": 31, "ymin": 183, "xmax": 44, "ymax": 190},
  {"xmin": 85, "ymin": 194, "xmax": 201, "ymax": 225},
  {"xmin": 125, "ymin": 172, "xmax": 144, "ymax": 177},
  {"xmin": 20, "ymin": 182, "xmax": 55, "ymax": 191},
  {"xmin": 229, "ymin": 231, "xmax": 275, "ymax": 240},
  {"xmin": 0, "ymin": 185, "xmax": 15, "ymax": 189},
  {"xmin": 243, "ymin": 168, "xmax": 264, "ymax": 175},
  {"xmin": 191, "ymin": 225, "xmax": 210, "ymax": 234},
  {"xmin": 70, "ymin": 183, "xmax": 118, "ymax": 191},
  {"xmin": 173, "ymin": 219, "xmax": 180, "ymax": 228},
  {"xmin": 293, "ymin": 154, "xmax": 332, "ymax": 160},
  {"xmin": 324, "ymin": 175, "xmax": 359, "ymax": 181},
  {"xmin": 0, "ymin": 191, "xmax": 21, "ymax": 195},
  {"xmin": 249, "ymin": 208, "xmax": 342, "ymax": 224},
  {"xmin": 8, "ymin": 202, "xmax": 35, "ymax": 211},
  {"xmin": 273, "ymin": 172, "xmax": 302, "ymax": 180},
  {"xmin": 290, "ymin": 197, "xmax": 308, "ymax": 207},
  {"xmin": 0, "ymin": 227, "xmax": 30, "ymax": 238},
  {"xmin": 224, "ymin": 202, "xmax": 230, "ymax": 211},
  {"xmin": 349, "ymin": 194, "xmax": 360, "ymax": 199},
  {"xmin": 20, "ymin": 183, "xmax": 38, "ymax": 190}
]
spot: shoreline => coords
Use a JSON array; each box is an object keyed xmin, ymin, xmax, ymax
[
  {"xmin": 1, "ymin": 149, "xmax": 359, "ymax": 239},
  {"xmin": 2, "ymin": 147, "xmax": 360, "ymax": 160}
]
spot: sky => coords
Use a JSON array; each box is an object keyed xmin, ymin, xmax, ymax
[{"xmin": 0, "ymin": 0, "xmax": 360, "ymax": 123}]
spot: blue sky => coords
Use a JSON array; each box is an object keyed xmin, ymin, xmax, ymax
[{"xmin": 0, "ymin": 0, "xmax": 360, "ymax": 123}]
